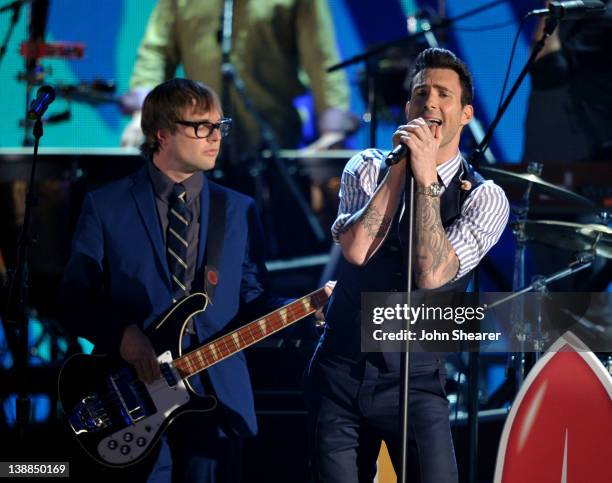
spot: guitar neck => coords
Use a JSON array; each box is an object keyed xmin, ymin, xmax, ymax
[{"xmin": 173, "ymin": 287, "xmax": 328, "ymax": 379}]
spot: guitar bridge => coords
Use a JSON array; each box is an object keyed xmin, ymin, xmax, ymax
[{"xmin": 68, "ymin": 394, "xmax": 110, "ymax": 434}]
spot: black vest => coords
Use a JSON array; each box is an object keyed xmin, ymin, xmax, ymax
[{"xmin": 320, "ymin": 155, "xmax": 485, "ymax": 372}]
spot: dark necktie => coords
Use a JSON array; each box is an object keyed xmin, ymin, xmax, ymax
[{"xmin": 167, "ymin": 183, "xmax": 192, "ymax": 302}]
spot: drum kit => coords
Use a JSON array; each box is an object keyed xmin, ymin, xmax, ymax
[
  {"xmin": 478, "ymin": 160, "xmax": 612, "ymax": 389},
  {"xmin": 479, "ymin": 162, "xmax": 611, "ymax": 292}
]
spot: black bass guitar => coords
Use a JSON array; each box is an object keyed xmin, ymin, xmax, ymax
[{"xmin": 58, "ymin": 288, "xmax": 328, "ymax": 467}]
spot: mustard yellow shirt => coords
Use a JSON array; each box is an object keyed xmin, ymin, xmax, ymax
[{"xmin": 130, "ymin": 0, "xmax": 352, "ymax": 151}]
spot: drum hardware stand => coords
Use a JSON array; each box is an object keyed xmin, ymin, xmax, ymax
[
  {"xmin": 483, "ymin": 250, "xmax": 595, "ymax": 407},
  {"xmin": 493, "ymin": 159, "xmax": 583, "ymax": 402},
  {"xmin": 507, "ymin": 161, "xmax": 543, "ymax": 387},
  {"xmin": 484, "ymin": 251, "xmax": 595, "ymax": 326}
]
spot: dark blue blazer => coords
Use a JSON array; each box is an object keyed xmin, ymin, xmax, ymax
[{"xmin": 60, "ymin": 165, "xmax": 272, "ymax": 437}]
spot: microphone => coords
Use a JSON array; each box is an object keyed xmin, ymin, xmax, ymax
[
  {"xmin": 528, "ymin": 0, "xmax": 606, "ymax": 20},
  {"xmin": 27, "ymin": 85, "xmax": 55, "ymax": 120},
  {"xmin": 386, "ymin": 119, "xmax": 441, "ymax": 166}
]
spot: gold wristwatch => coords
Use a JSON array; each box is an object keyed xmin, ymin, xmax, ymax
[{"xmin": 417, "ymin": 182, "xmax": 442, "ymax": 197}]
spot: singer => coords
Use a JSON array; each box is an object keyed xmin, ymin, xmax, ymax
[{"xmin": 306, "ymin": 48, "xmax": 509, "ymax": 482}]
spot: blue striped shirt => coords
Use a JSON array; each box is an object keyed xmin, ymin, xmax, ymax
[{"xmin": 331, "ymin": 149, "xmax": 510, "ymax": 280}]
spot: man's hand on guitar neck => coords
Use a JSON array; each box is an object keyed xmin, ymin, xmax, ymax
[
  {"xmin": 120, "ymin": 324, "xmax": 161, "ymax": 384},
  {"xmin": 314, "ymin": 280, "xmax": 337, "ymax": 326}
]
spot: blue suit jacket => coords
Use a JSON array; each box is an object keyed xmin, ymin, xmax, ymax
[{"xmin": 60, "ymin": 165, "xmax": 273, "ymax": 436}]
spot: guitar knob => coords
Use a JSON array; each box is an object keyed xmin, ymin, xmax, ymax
[
  {"xmin": 107, "ymin": 440, "xmax": 118, "ymax": 450},
  {"xmin": 123, "ymin": 432, "xmax": 133, "ymax": 442},
  {"xmin": 136, "ymin": 437, "xmax": 147, "ymax": 447},
  {"xmin": 120, "ymin": 445, "xmax": 131, "ymax": 455}
]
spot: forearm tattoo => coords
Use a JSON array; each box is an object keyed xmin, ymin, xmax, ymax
[
  {"xmin": 414, "ymin": 195, "xmax": 457, "ymax": 279},
  {"xmin": 361, "ymin": 204, "xmax": 392, "ymax": 239}
]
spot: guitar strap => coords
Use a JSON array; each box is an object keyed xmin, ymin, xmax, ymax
[{"xmin": 203, "ymin": 184, "xmax": 227, "ymax": 304}]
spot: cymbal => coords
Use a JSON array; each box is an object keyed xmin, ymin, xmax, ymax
[
  {"xmin": 480, "ymin": 166, "xmax": 597, "ymax": 208},
  {"xmin": 520, "ymin": 220, "xmax": 612, "ymax": 258}
]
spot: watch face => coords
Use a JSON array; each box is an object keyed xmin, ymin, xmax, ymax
[{"xmin": 431, "ymin": 182, "xmax": 442, "ymax": 196}]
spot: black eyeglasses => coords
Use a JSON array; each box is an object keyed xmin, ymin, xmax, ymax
[{"xmin": 175, "ymin": 118, "xmax": 232, "ymax": 139}]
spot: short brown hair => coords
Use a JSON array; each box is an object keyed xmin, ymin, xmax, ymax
[
  {"xmin": 409, "ymin": 48, "xmax": 474, "ymax": 106},
  {"xmin": 140, "ymin": 78, "xmax": 222, "ymax": 160}
]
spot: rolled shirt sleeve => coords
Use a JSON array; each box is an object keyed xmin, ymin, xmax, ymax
[
  {"xmin": 446, "ymin": 181, "xmax": 509, "ymax": 280},
  {"xmin": 331, "ymin": 149, "xmax": 384, "ymax": 242},
  {"xmin": 331, "ymin": 149, "xmax": 509, "ymax": 280}
]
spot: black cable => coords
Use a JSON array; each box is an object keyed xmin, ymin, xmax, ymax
[{"xmin": 497, "ymin": 14, "xmax": 529, "ymax": 114}]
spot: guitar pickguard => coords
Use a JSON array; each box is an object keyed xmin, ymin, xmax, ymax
[{"xmin": 96, "ymin": 351, "xmax": 189, "ymax": 465}]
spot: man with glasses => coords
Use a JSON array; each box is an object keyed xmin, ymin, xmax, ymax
[{"xmin": 60, "ymin": 78, "xmax": 282, "ymax": 482}]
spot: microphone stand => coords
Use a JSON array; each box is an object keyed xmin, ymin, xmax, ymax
[
  {"xmin": 3, "ymin": 116, "xmax": 44, "ymax": 459},
  {"xmin": 398, "ymin": 167, "xmax": 415, "ymax": 483},
  {"xmin": 328, "ymin": 0, "xmax": 506, "ymax": 73},
  {"xmin": 469, "ymin": 16, "xmax": 560, "ymax": 168},
  {"xmin": 463, "ymin": 15, "xmax": 559, "ymax": 483},
  {"xmin": 327, "ymin": 0, "xmax": 506, "ymax": 154},
  {"xmin": 22, "ymin": 0, "xmax": 49, "ymax": 147}
]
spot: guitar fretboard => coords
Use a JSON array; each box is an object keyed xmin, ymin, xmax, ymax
[{"xmin": 173, "ymin": 288, "xmax": 328, "ymax": 379}]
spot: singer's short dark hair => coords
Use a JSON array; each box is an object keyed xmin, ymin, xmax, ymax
[
  {"xmin": 140, "ymin": 78, "xmax": 222, "ymax": 160},
  {"xmin": 409, "ymin": 48, "xmax": 474, "ymax": 106}
]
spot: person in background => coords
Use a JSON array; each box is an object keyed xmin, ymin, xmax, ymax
[
  {"xmin": 523, "ymin": 0, "xmax": 612, "ymax": 163},
  {"xmin": 120, "ymin": 0, "xmax": 358, "ymax": 159}
]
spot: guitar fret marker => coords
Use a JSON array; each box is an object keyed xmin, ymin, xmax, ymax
[
  {"xmin": 259, "ymin": 319, "xmax": 267, "ymax": 334},
  {"xmin": 279, "ymin": 309, "xmax": 288, "ymax": 324},
  {"xmin": 209, "ymin": 343, "xmax": 218, "ymax": 360},
  {"xmin": 302, "ymin": 298, "xmax": 312, "ymax": 312},
  {"xmin": 231, "ymin": 333, "xmax": 241, "ymax": 348}
]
